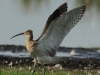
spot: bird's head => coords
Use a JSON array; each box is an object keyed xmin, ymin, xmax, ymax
[
  {"xmin": 11, "ymin": 29, "xmax": 33, "ymax": 39},
  {"xmin": 24, "ymin": 30, "xmax": 33, "ymax": 35}
]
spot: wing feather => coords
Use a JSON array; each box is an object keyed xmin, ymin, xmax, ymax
[
  {"xmin": 37, "ymin": 6, "xmax": 86, "ymax": 56},
  {"xmin": 36, "ymin": 2, "xmax": 67, "ymax": 41}
]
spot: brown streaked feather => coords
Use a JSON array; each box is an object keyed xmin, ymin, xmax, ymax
[{"xmin": 36, "ymin": 2, "xmax": 67, "ymax": 41}]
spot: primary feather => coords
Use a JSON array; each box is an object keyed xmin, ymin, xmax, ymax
[{"xmin": 36, "ymin": 2, "xmax": 68, "ymax": 41}]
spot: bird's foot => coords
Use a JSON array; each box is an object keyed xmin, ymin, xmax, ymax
[
  {"xmin": 31, "ymin": 70, "xmax": 35, "ymax": 75},
  {"xmin": 42, "ymin": 67, "xmax": 46, "ymax": 75}
]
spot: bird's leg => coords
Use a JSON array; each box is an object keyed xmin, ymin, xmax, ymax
[
  {"xmin": 31, "ymin": 58, "xmax": 38, "ymax": 75},
  {"xmin": 42, "ymin": 64, "xmax": 45, "ymax": 75}
]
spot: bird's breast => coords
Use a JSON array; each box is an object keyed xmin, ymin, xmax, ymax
[{"xmin": 26, "ymin": 41, "xmax": 37, "ymax": 57}]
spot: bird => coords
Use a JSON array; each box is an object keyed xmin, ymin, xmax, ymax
[{"xmin": 11, "ymin": 2, "xmax": 86, "ymax": 75}]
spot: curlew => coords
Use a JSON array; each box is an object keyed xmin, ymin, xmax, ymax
[{"xmin": 11, "ymin": 2, "xmax": 86, "ymax": 74}]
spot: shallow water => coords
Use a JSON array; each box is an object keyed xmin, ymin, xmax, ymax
[{"xmin": 0, "ymin": 49, "xmax": 100, "ymax": 59}]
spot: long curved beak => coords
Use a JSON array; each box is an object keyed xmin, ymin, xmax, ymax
[{"xmin": 11, "ymin": 32, "xmax": 24, "ymax": 39}]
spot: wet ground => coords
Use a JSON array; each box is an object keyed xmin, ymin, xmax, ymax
[{"xmin": 0, "ymin": 45, "xmax": 100, "ymax": 69}]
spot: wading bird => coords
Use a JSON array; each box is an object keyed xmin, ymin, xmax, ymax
[{"xmin": 11, "ymin": 2, "xmax": 86, "ymax": 75}]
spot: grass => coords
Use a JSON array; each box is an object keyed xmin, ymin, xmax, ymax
[{"xmin": 0, "ymin": 66, "xmax": 100, "ymax": 75}]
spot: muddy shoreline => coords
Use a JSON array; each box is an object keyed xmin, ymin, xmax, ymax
[{"xmin": 0, "ymin": 45, "xmax": 100, "ymax": 69}]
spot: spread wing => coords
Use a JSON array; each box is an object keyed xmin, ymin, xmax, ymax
[
  {"xmin": 36, "ymin": 2, "xmax": 67, "ymax": 41},
  {"xmin": 36, "ymin": 6, "xmax": 86, "ymax": 56}
]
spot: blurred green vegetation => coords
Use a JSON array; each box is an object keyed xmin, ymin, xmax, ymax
[
  {"xmin": 92, "ymin": 47, "xmax": 100, "ymax": 50},
  {"xmin": 76, "ymin": 0, "xmax": 100, "ymax": 6},
  {"xmin": 22, "ymin": 0, "xmax": 100, "ymax": 11},
  {"xmin": 76, "ymin": 0, "xmax": 100, "ymax": 11},
  {"xmin": 22, "ymin": 0, "xmax": 49, "ymax": 9}
]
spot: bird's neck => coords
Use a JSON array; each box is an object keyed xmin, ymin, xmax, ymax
[
  {"xmin": 26, "ymin": 34, "xmax": 33, "ymax": 49},
  {"xmin": 26, "ymin": 34, "xmax": 33, "ymax": 42}
]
